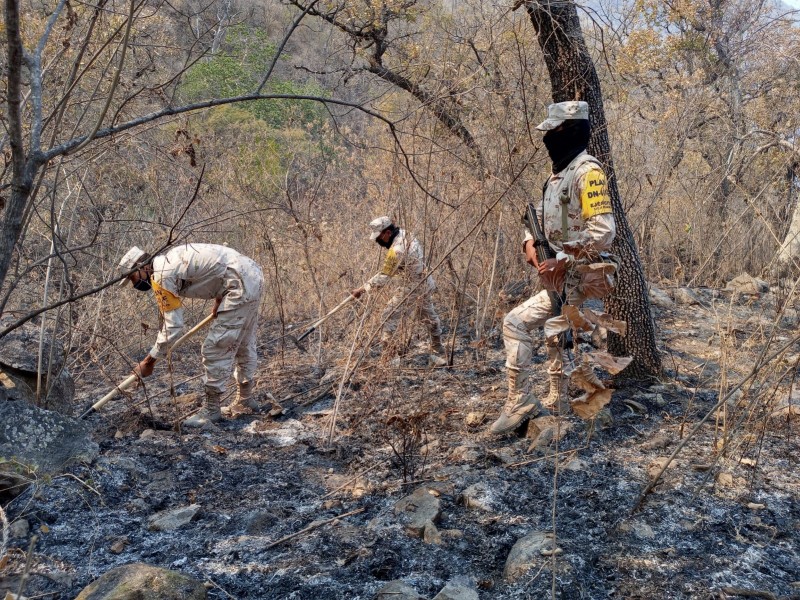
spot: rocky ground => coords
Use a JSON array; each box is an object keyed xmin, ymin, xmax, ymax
[{"xmin": 1, "ymin": 283, "xmax": 799, "ymax": 599}]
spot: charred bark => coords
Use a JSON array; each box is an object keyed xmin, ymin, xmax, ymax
[{"xmin": 524, "ymin": 0, "xmax": 661, "ymax": 377}]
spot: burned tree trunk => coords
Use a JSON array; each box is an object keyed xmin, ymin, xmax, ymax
[{"xmin": 524, "ymin": 0, "xmax": 661, "ymax": 377}]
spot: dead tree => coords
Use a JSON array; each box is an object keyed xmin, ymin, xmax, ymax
[{"xmin": 523, "ymin": 0, "xmax": 662, "ymax": 377}]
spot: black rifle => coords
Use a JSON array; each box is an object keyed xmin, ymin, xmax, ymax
[{"xmin": 522, "ymin": 202, "xmax": 573, "ymax": 349}]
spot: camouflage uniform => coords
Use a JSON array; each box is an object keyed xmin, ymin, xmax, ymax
[
  {"xmin": 489, "ymin": 100, "xmax": 617, "ymax": 435},
  {"xmin": 364, "ymin": 229, "xmax": 443, "ymax": 349},
  {"xmin": 148, "ymin": 243, "xmax": 264, "ymax": 394},
  {"xmin": 504, "ymin": 152, "xmax": 616, "ymax": 387}
]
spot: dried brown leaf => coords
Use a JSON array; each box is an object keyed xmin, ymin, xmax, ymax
[
  {"xmin": 572, "ymin": 388, "xmax": 613, "ymax": 420},
  {"xmin": 575, "ymin": 263, "xmax": 617, "ymax": 299},
  {"xmin": 561, "ymin": 239, "xmax": 595, "ymax": 260},
  {"xmin": 587, "ymin": 351, "xmax": 633, "ymax": 375},
  {"xmin": 571, "ymin": 362, "xmax": 606, "ymax": 393},
  {"xmin": 562, "ymin": 304, "xmax": 594, "ymax": 332},
  {"xmin": 583, "ymin": 308, "xmax": 627, "ymax": 336}
]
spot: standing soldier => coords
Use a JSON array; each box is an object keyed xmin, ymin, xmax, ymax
[
  {"xmin": 488, "ymin": 101, "xmax": 616, "ymax": 435},
  {"xmin": 351, "ymin": 217, "xmax": 447, "ymax": 367},
  {"xmin": 119, "ymin": 243, "xmax": 264, "ymax": 428}
]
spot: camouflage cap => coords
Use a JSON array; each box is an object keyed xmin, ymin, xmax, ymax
[
  {"xmin": 536, "ymin": 101, "xmax": 589, "ymax": 131},
  {"xmin": 368, "ymin": 216, "xmax": 393, "ymax": 241},
  {"xmin": 118, "ymin": 246, "xmax": 149, "ymax": 286}
]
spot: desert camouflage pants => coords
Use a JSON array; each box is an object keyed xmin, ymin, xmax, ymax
[
  {"xmin": 381, "ymin": 287, "xmax": 442, "ymax": 343},
  {"xmin": 503, "ymin": 287, "xmax": 584, "ymax": 377},
  {"xmin": 202, "ymin": 299, "xmax": 261, "ymax": 393}
]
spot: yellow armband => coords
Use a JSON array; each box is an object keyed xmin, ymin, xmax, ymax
[
  {"xmin": 151, "ymin": 280, "xmax": 182, "ymax": 313},
  {"xmin": 380, "ymin": 249, "xmax": 400, "ymax": 277},
  {"xmin": 580, "ymin": 168, "xmax": 613, "ymax": 219}
]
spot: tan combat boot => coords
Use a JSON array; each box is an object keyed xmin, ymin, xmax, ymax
[
  {"xmin": 488, "ymin": 369, "xmax": 546, "ymax": 436},
  {"xmin": 543, "ymin": 371, "xmax": 570, "ymax": 414},
  {"xmin": 429, "ymin": 335, "xmax": 448, "ymax": 367},
  {"xmin": 183, "ymin": 386, "xmax": 222, "ymax": 428},
  {"xmin": 223, "ymin": 381, "xmax": 259, "ymax": 415}
]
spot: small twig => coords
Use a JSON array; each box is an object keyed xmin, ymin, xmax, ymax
[
  {"xmin": 297, "ymin": 383, "xmax": 335, "ymax": 407},
  {"xmin": 1, "ymin": 502, "xmax": 8, "ymax": 562},
  {"xmin": 16, "ymin": 535, "xmax": 38, "ymax": 598},
  {"xmin": 720, "ymin": 587, "xmax": 777, "ymax": 600},
  {"xmin": 205, "ymin": 576, "xmax": 238, "ymax": 600},
  {"xmin": 319, "ymin": 463, "xmax": 382, "ymax": 500},
  {"xmin": 281, "ymin": 381, "xmax": 327, "ymax": 403},
  {"xmin": 264, "ymin": 507, "xmax": 365, "ymax": 550},
  {"xmin": 54, "ymin": 473, "xmax": 102, "ymax": 498},
  {"xmin": 507, "ymin": 447, "xmax": 583, "ymax": 469}
]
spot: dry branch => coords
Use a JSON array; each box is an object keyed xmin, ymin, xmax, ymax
[{"xmin": 264, "ymin": 507, "xmax": 365, "ymax": 550}]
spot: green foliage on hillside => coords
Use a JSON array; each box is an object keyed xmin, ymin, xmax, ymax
[{"xmin": 179, "ymin": 24, "xmax": 327, "ymax": 130}]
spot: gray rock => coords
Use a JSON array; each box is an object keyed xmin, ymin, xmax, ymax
[
  {"xmin": 0, "ymin": 401, "xmax": 98, "ymax": 476},
  {"xmin": 9, "ymin": 518, "xmax": 29, "ymax": 539},
  {"xmin": 648, "ymin": 285, "xmax": 674, "ymax": 308},
  {"xmin": 526, "ymin": 416, "xmax": 570, "ymax": 453},
  {"xmin": 725, "ymin": 273, "xmax": 769, "ymax": 296},
  {"xmin": 458, "ymin": 482, "xmax": 499, "ymax": 512},
  {"xmin": 375, "ymin": 580, "xmax": 425, "ymax": 600},
  {"xmin": 74, "ymin": 563, "xmax": 206, "ymax": 600},
  {"xmin": 432, "ymin": 581, "xmax": 479, "ymax": 600},
  {"xmin": 503, "ymin": 531, "xmax": 561, "ymax": 581},
  {"xmin": 394, "ymin": 487, "xmax": 441, "ymax": 536},
  {"xmin": 451, "ymin": 445, "xmax": 481, "ymax": 462},
  {"xmin": 618, "ymin": 520, "xmax": 656, "ymax": 540},
  {"xmin": 672, "ymin": 287, "xmax": 703, "ymax": 306},
  {"xmin": 147, "ymin": 504, "xmax": 201, "ymax": 531},
  {"xmin": 423, "ymin": 520, "xmax": 442, "ymax": 545},
  {"xmin": 243, "ymin": 418, "xmax": 312, "ymax": 447},
  {"xmin": 0, "ymin": 320, "xmax": 74, "ymax": 414}
]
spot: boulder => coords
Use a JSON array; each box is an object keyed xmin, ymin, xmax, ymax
[
  {"xmin": 394, "ymin": 487, "xmax": 441, "ymax": 537},
  {"xmin": 648, "ymin": 285, "xmax": 674, "ymax": 309},
  {"xmin": 526, "ymin": 416, "xmax": 571, "ymax": 453},
  {"xmin": 0, "ymin": 319, "xmax": 74, "ymax": 414},
  {"xmin": 725, "ymin": 273, "xmax": 769, "ymax": 296},
  {"xmin": 422, "ymin": 521, "xmax": 442, "ymax": 545},
  {"xmin": 74, "ymin": 563, "xmax": 206, "ymax": 600},
  {"xmin": 432, "ymin": 581, "xmax": 479, "ymax": 600},
  {"xmin": 147, "ymin": 504, "xmax": 201, "ymax": 531},
  {"xmin": 503, "ymin": 531, "xmax": 562, "ymax": 581},
  {"xmin": 375, "ymin": 580, "xmax": 425, "ymax": 600},
  {"xmin": 458, "ymin": 482, "xmax": 499, "ymax": 512},
  {"xmin": 0, "ymin": 401, "xmax": 98, "ymax": 475},
  {"xmin": 672, "ymin": 287, "xmax": 703, "ymax": 306}
]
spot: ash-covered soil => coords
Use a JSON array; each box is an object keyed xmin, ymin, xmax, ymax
[{"xmin": 2, "ymin": 289, "xmax": 799, "ymax": 599}]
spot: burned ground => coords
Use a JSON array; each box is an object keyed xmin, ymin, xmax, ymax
[{"xmin": 1, "ymin": 288, "xmax": 799, "ymax": 599}]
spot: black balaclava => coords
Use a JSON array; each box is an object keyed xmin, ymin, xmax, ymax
[
  {"xmin": 542, "ymin": 119, "xmax": 591, "ymax": 173},
  {"xmin": 132, "ymin": 268, "xmax": 152, "ymax": 292},
  {"xmin": 133, "ymin": 276, "xmax": 152, "ymax": 292},
  {"xmin": 377, "ymin": 224, "xmax": 400, "ymax": 249}
]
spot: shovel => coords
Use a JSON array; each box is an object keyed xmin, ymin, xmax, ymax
[
  {"xmin": 294, "ymin": 295, "xmax": 356, "ymax": 348},
  {"xmin": 79, "ymin": 314, "xmax": 215, "ymax": 419}
]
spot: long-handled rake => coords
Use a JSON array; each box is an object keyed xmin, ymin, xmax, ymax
[{"xmin": 79, "ymin": 314, "xmax": 215, "ymax": 419}]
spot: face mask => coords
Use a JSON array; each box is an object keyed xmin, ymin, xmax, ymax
[
  {"xmin": 376, "ymin": 226, "xmax": 399, "ymax": 248},
  {"xmin": 133, "ymin": 277, "xmax": 152, "ymax": 292},
  {"xmin": 542, "ymin": 119, "xmax": 591, "ymax": 172}
]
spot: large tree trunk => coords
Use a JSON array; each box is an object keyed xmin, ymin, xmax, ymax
[{"xmin": 524, "ymin": 0, "xmax": 661, "ymax": 377}]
